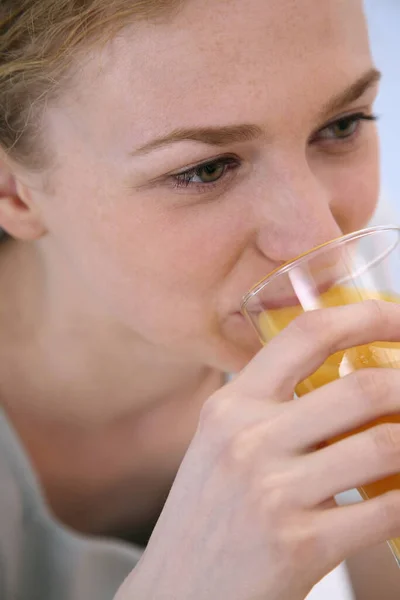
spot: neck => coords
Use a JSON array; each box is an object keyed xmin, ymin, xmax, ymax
[{"xmin": 0, "ymin": 238, "xmax": 225, "ymax": 538}]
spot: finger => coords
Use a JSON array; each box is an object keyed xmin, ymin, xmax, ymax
[
  {"xmin": 300, "ymin": 422, "xmax": 400, "ymax": 506},
  {"xmin": 315, "ymin": 491, "xmax": 400, "ymax": 569},
  {"xmin": 275, "ymin": 368, "xmax": 400, "ymax": 451},
  {"xmin": 237, "ymin": 299, "xmax": 400, "ymax": 400}
]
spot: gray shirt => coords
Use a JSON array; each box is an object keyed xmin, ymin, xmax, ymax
[
  {"xmin": 0, "ymin": 407, "xmax": 355, "ymax": 600},
  {"xmin": 0, "ymin": 409, "xmax": 142, "ymax": 600}
]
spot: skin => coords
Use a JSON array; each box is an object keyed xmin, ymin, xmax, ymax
[
  {"xmin": 118, "ymin": 303, "xmax": 400, "ymax": 599},
  {"xmin": 0, "ymin": 0, "xmax": 387, "ymax": 557}
]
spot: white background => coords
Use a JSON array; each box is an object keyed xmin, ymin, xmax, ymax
[{"xmin": 364, "ymin": 0, "xmax": 400, "ymax": 215}]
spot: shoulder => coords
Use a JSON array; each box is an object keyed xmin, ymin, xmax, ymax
[
  {"xmin": 0, "ymin": 410, "xmax": 140, "ymax": 600},
  {"xmin": 0, "ymin": 409, "xmax": 35, "ymax": 599}
]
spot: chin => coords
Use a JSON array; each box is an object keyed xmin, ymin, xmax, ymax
[{"xmin": 207, "ymin": 313, "xmax": 263, "ymax": 374}]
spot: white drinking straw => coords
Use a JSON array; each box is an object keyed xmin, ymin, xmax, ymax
[{"xmin": 288, "ymin": 267, "xmax": 354, "ymax": 377}]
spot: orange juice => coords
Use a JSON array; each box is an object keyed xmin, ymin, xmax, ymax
[{"xmin": 258, "ymin": 285, "xmax": 400, "ymax": 561}]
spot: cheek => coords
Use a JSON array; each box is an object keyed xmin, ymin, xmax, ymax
[
  {"xmin": 96, "ymin": 205, "xmax": 247, "ymax": 344},
  {"xmin": 43, "ymin": 179, "xmax": 246, "ymax": 340},
  {"xmin": 327, "ymin": 138, "xmax": 380, "ymax": 233},
  {"xmin": 95, "ymin": 199, "xmax": 243, "ymax": 291}
]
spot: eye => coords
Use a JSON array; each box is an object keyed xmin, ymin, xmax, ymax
[
  {"xmin": 195, "ymin": 162, "xmax": 226, "ymax": 183},
  {"xmin": 315, "ymin": 112, "xmax": 377, "ymax": 142},
  {"xmin": 172, "ymin": 156, "xmax": 240, "ymax": 189}
]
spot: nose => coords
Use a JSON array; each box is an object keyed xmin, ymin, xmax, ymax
[{"xmin": 254, "ymin": 159, "xmax": 342, "ymax": 263}]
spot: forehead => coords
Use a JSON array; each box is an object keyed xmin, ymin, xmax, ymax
[{"xmin": 56, "ymin": 0, "xmax": 371, "ymax": 149}]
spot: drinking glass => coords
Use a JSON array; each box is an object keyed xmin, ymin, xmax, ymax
[{"xmin": 241, "ymin": 225, "xmax": 400, "ymax": 565}]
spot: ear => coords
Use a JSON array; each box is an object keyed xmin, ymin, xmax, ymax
[{"xmin": 0, "ymin": 157, "xmax": 47, "ymax": 240}]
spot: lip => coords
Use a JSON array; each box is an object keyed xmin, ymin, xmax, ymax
[
  {"xmin": 231, "ymin": 311, "xmax": 247, "ymax": 320},
  {"xmin": 240, "ymin": 278, "xmax": 335, "ymax": 314}
]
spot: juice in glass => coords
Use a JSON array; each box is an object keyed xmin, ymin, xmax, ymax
[{"xmin": 258, "ymin": 284, "xmax": 400, "ymax": 561}]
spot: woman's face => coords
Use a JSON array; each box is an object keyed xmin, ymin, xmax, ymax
[{"xmin": 27, "ymin": 0, "xmax": 379, "ymax": 371}]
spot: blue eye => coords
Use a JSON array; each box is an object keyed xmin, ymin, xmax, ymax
[
  {"xmin": 172, "ymin": 156, "xmax": 240, "ymax": 189},
  {"xmin": 316, "ymin": 113, "xmax": 378, "ymax": 142}
]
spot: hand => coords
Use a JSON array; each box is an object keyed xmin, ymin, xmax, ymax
[{"xmin": 116, "ymin": 300, "xmax": 400, "ymax": 600}]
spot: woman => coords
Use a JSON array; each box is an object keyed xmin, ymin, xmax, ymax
[{"xmin": 1, "ymin": 0, "xmax": 400, "ymax": 598}]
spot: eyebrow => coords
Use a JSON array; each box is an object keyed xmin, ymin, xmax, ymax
[
  {"xmin": 130, "ymin": 68, "xmax": 382, "ymax": 157},
  {"xmin": 319, "ymin": 67, "xmax": 381, "ymax": 117},
  {"xmin": 130, "ymin": 123, "xmax": 263, "ymax": 156}
]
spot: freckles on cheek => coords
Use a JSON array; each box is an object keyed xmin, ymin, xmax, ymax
[
  {"xmin": 325, "ymin": 131, "xmax": 380, "ymax": 234},
  {"xmin": 71, "ymin": 183, "xmax": 246, "ymax": 298},
  {"xmin": 127, "ymin": 207, "xmax": 245, "ymax": 285},
  {"xmin": 156, "ymin": 232, "xmax": 230, "ymax": 286},
  {"xmin": 333, "ymin": 186, "xmax": 377, "ymax": 234},
  {"xmin": 332, "ymin": 172, "xmax": 379, "ymax": 234}
]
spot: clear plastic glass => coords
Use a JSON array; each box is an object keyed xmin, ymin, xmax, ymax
[{"xmin": 241, "ymin": 225, "xmax": 400, "ymax": 565}]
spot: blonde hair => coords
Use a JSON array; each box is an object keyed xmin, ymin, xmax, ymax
[{"xmin": 0, "ymin": 0, "xmax": 181, "ymax": 169}]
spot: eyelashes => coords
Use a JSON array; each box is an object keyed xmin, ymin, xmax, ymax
[
  {"xmin": 167, "ymin": 111, "xmax": 377, "ymax": 193},
  {"xmin": 171, "ymin": 156, "xmax": 241, "ymax": 191},
  {"xmin": 313, "ymin": 112, "xmax": 378, "ymax": 142}
]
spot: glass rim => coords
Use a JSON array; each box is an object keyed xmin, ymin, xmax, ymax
[{"xmin": 241, "ymin": 225, "xmax": 400, "ymax": 313}]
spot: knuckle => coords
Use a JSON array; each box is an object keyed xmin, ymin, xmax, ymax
[
  {"xmin": 351, "ymin": 368, "xmax": 388, "ymax": 407},
  {"xmin": 289, "ymin": 523, "xmax": 322, "ymax": 564},
  {"xmin": 198, "ymin": 392, "xmax": 234, "ymax": 441},
  {"xmin": 370, "ymin": 422, "xmax": 400, "ymax": 460},
  {"xmin": 226, "ymin": 427, "xmax": 261, "ymax": 465},
  {"xmin": 222, "ymin": 411, "xmax": 286, "ymax": 472},
  {"xmin": 269, "ymin": 516, "xmax": 323, "ymax": 572},
  {"xmin": 260, "ymin": 470, "xmax": 296, "ymax": 514},
  {"xmin": 378, "ymin": 491, "xmax": 400, "ymax": 533},
  {"xmin": 220, "ymin": 423, "xmax": 273, "ymax": 479},
  {"xmin": 364, "ymin": 298, "xmax": 388, "ymax": 330},
  {"xmin": 289, "ymin": 310, "xmax": 327, "ymax": 345}
]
